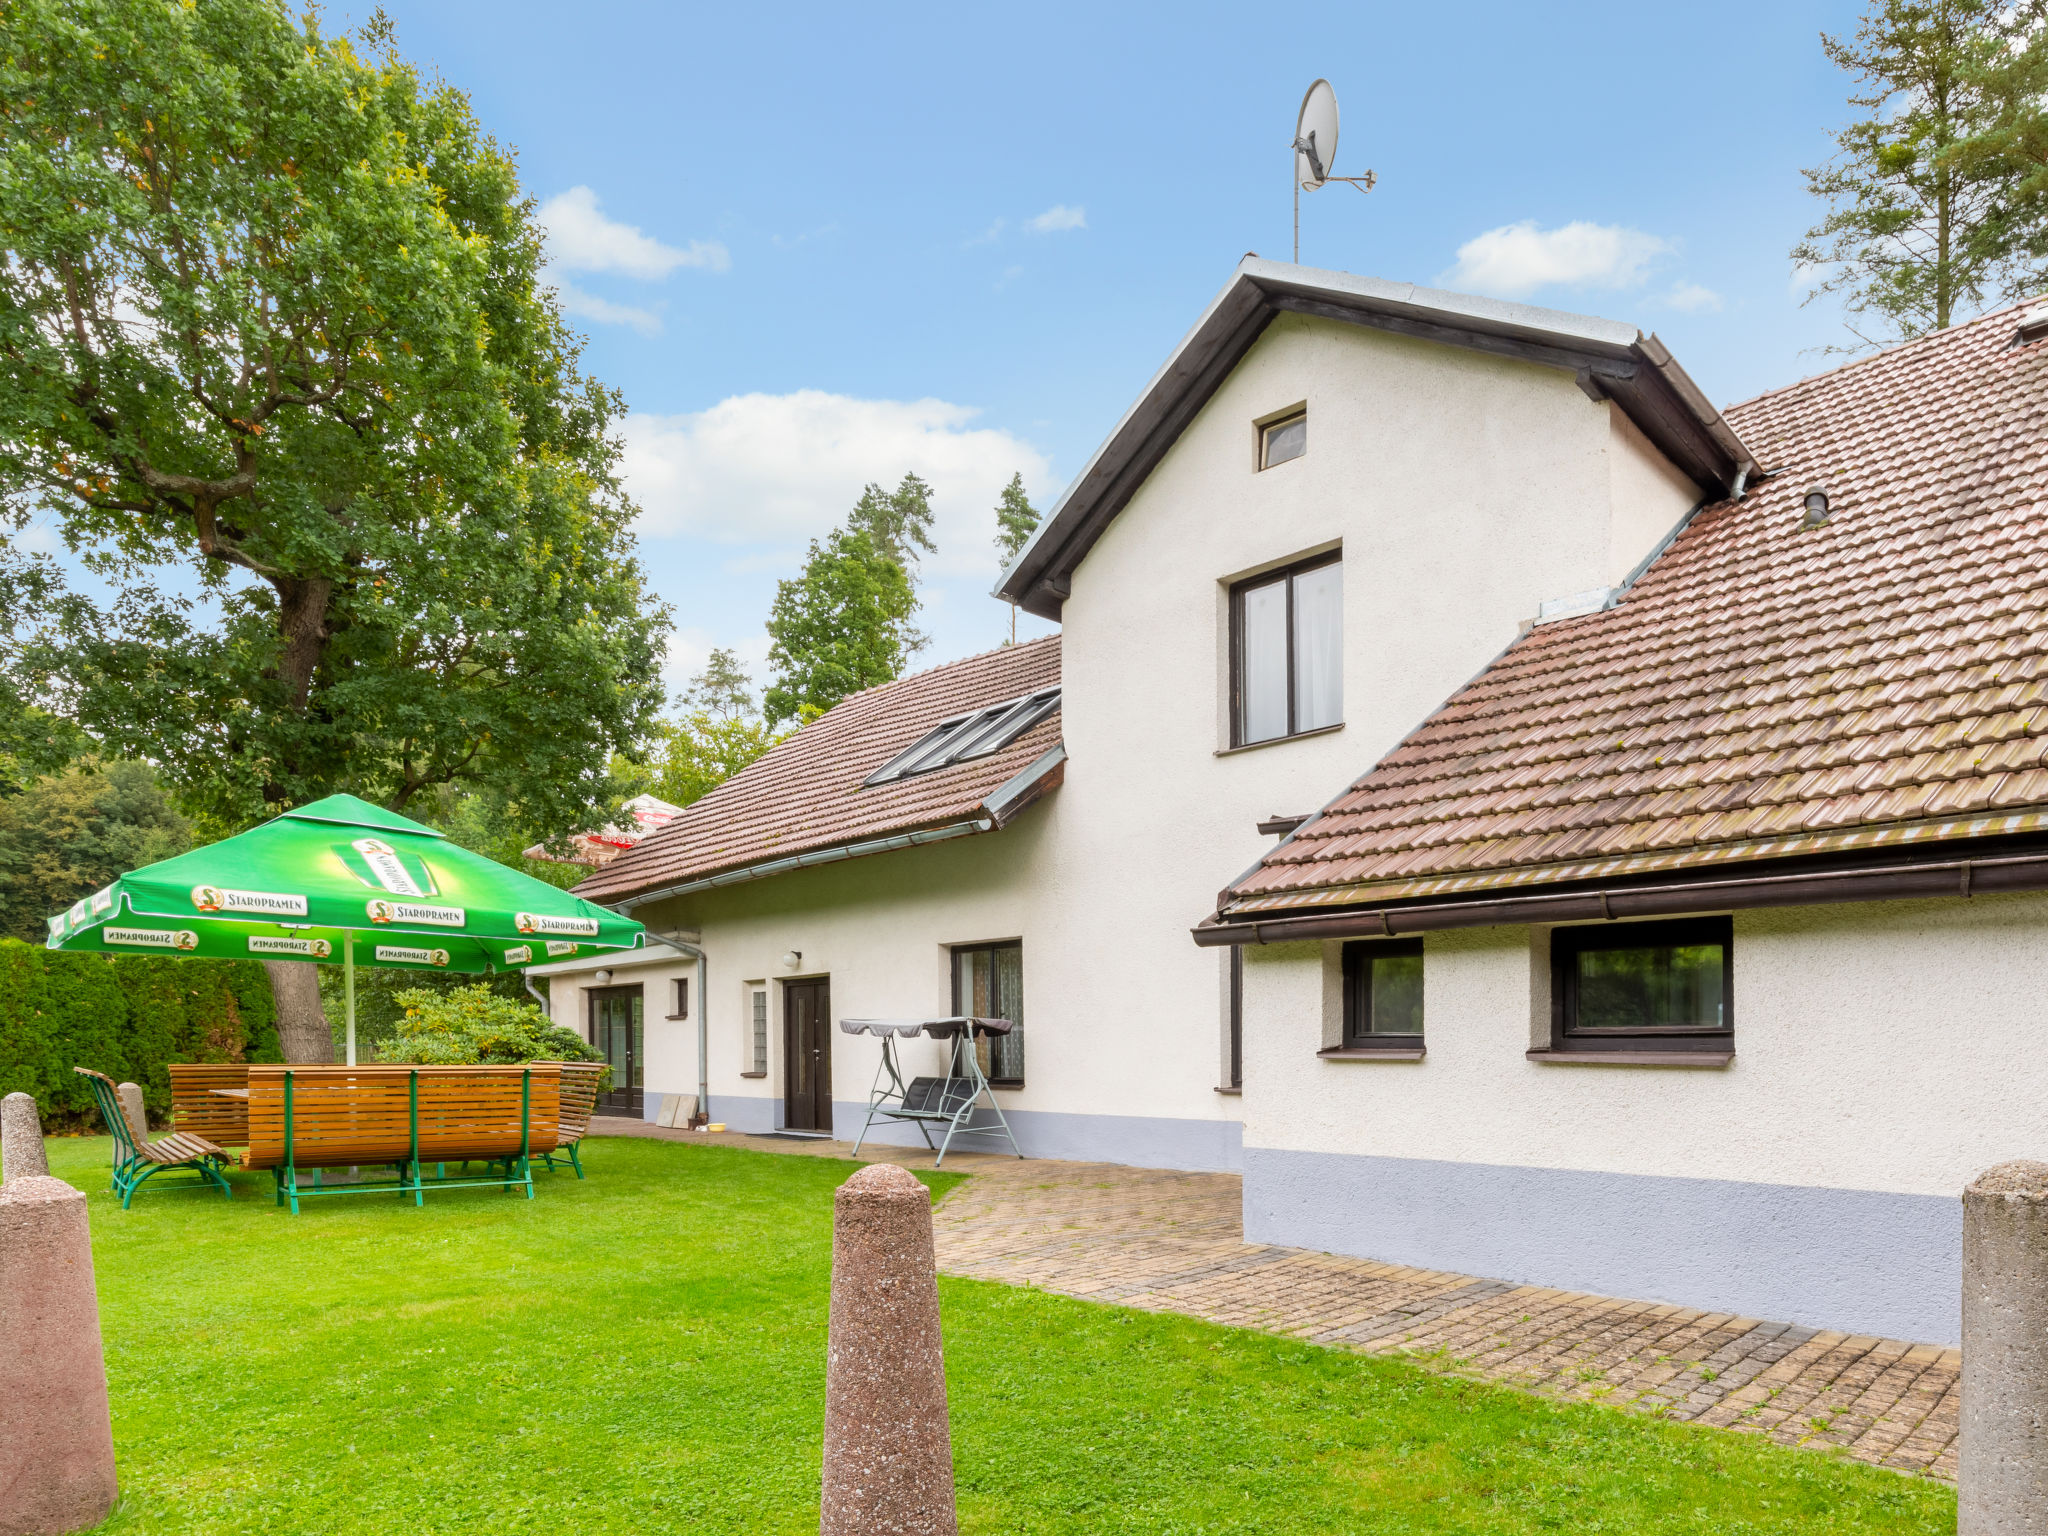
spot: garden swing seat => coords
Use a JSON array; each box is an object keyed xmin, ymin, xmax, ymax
[
  {"xmin": 74, "ymin": 1066, "xmax": 232, "ymax": 1208},
  {"xmin": 841, "ymin": 1017, "xmax": 1024, "ymax": 1166}
]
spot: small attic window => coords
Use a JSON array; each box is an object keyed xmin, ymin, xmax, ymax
[
  {"xmin": 1259, "ymin": 412, "xmax": 1307, "ymax": 470},
  {"xmin": 865, "ymin": 688, "xmax": 1061, "ymax": 787},
  {"xmin": 2016, "ymin": 303, "xmax": 2048, "ymax": 346}
]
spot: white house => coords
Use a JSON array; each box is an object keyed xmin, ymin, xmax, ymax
[{"xmin": 544, "ymin": 258, "xmax": 2048, "ymax": 1345}]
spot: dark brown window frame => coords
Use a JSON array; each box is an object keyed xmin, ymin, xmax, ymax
[
  {"xmin": 667, "ymin": 976, "xmax": 690, "ymax": 1021},
  {"xmin": 950, "ymin": 939, "xmax": 1024, "ymax": 1087},
  {"xmin": 1229, "ymin": 549, "xmax": 1342, "ymax": 748},
  {"xmin": 586, "ymin": 982, "xmax": 646, "ymax": 1114},
  {"xmin": 1548, "ymin": 916, "xmax": 1733, "ymax": 1056},
  {"xmin": 1336, "ymin": 938, "xmax": 1425, "ymax": 1053}
]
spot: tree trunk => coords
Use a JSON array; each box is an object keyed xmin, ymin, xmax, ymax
[
  {"xmin": 273, "ymin": 574, "xmax": 336, "ymax": 711},
  {"xmin": 262, "ymin": 960, "xmax": 334, "ymax": 1063}
]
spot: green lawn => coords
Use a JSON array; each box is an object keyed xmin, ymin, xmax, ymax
[{"xmin": 47, "ymin": 1132, "xmax": 1952, "ymax": 1534}]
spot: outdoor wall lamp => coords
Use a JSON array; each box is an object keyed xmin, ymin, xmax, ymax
[
  {"xmin": 1801, "ymin": 484, "xmax": 1831, "ymax": 528},
  {"xmin": 594, "ymin": 969, "xmax": 613, "ymax": 985},
  {"xmin": 781, "ymin": 950, "xmax": 803, "ymax": 970}
]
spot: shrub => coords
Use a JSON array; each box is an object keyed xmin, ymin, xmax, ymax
[
  {"xmin": 383, "ymin": 984, "xmax": 608, "ymax": 1092},
  {"xmin": 0, "ymin": 939, "xmax": 283, "ymax": 1129}
]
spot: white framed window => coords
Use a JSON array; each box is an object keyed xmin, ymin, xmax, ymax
[{"xmin": 742, "ymin": 985, "xmax": 768, "ymax": 1077}]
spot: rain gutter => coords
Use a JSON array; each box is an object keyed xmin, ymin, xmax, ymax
[
  {"xmin": 613, "ymin": 816, "xmax": 996, "ymax": 907},
  {"xmin": 596, "ymin": 745, "xmax": 1064, "ymax": 909},
  {"xmin": 637, "ymin": 931, "xmax": 710, "ymax": 1129},
  {"xmin": 1192, "ymin": 846, "xmax": 2048, "ymax": 946}
]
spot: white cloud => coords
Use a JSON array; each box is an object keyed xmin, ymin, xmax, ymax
[
  {"xmin": 1442, "ymin": 220, "xmax": 1670, "ymax": 299},
  {"xmin": 964, "ymin": 218, "xmax": 1006, "ymax": 248},
  {"xmin": 619, "ymin": 391, "xmax": 1052, "ymax": 579},
  {"xmin": 556, "ymin": 283, "xmax": 663, "ymax": 335},
  {"xmin": 538, "ymin": 186, "xmax": 729, "ymax": 277},
  {"xmin": 1663, "ymin": 281, "xmax": 1724, "ymax": 313},
  {"xmin": 1025, "ymin": 204, "xmax": 1087, "ymax": 234}
]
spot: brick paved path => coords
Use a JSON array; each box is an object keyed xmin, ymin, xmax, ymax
[{"xmin": 597, "ymin": 1122, "xmax": 1960, "ymax": 1478}]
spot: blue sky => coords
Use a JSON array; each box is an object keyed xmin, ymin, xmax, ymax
[{"xmin": 345, "ymin": 0, "xmax": 1873, "ymax": 696}]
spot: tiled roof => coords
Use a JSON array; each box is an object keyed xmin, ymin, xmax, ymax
[
  {"xmin": 575, "ymin": 636, "xmax": 1061, "ymax": 903},
  {"xmin": 1227, "ymin": 300, "xmax": 2048, "ymax": 915}
]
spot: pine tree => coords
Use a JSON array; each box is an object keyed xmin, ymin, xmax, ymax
[
  {"xmin": 654, "ymin": 651, "xmax": 786, "ymax": 806},
  {"xmin": 1794, "ymin": 0, "xmax": 2048, "ymax": 348},
  {"xmin": 846, "ymin": 474, "xmax": 938, "ymax": 570},
  {"xmin": 844, "ymin": 472, "xmax": 937, "ymax": 654},
  {"xmin": 993, "ymin": 473, "xmax": 1041, "ymax": 645},
  {"xmin": 763, "ymin": 528, "xmax": 917, "ymax": 726},
  {"xmin": 684, "ymin": 647, "xmax": 756, "ymax": 723}
]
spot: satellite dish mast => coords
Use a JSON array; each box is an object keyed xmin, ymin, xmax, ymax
[{"xmin": 1292, "ymin": 78, "xmax": 1376, "ymax": 263}]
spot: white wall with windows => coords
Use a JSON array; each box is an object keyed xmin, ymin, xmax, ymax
[
  {"xmin": 527, "ymin": 948, "xmax": 693, "ymax": 1119},
  {"xmin": 546, "ymin": 305, "xmax": 1703, "ymax": 1166},
  {"xmin": 1234, "ymin": 892, "xmax": 2048, "ymax": 1344}
]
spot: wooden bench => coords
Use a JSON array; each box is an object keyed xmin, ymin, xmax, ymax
[
  {"xmin": 244, "ymin": 1064, "xmax": 563, "ymax": 1213},
  {"xmin": 74, "ymin": 1067, "xmax": 232, "ymax": 1208},
  {"xmin": 535, "ymin": 1061, "xmax": 603, "ymax": 1179},
  {"xmin": 169, "ymin": 1062, "xmax": 251, "ymax": 1147}
]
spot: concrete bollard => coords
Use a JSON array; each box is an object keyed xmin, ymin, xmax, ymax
[
  {"xmin": 115, "ymin": 1083, "xmax": 147, "ymax": 1142},
  {"xmin": 820, "ymin": 1163, "xmax": 957, "ymax": 1536},
  {"xmin": 2, "ymin": 1092, "xmax": 49, "ymax": 1182},
  {"xmin": 1961, "ymin": 1159, "xmax": 2048, "ymax": 1533},
  {"xmin": 0, "ymin": 1175, "xmax": 119, "ymax": 1535}
]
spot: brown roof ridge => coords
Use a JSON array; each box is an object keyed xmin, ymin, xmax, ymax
[
  {"xmin": 1718, "ymin": 295, "xmax": 2043, "ymax": 421},
  {"xmin": 833, "ymin": 631, "xmax": 1061, "ymax": 707}
]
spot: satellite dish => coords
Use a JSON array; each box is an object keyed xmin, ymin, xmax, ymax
[
  {"xmin": 1288, "ymin": 78, "xmax": 1376, "ymax": 262},
  {"xmin": 1294, "ymin": 79, "xmax": 1339, "ymax": 190}
]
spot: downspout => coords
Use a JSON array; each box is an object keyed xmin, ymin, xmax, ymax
[
  {"xmin": 634, "ymin": 928, "xmax": 710, "ymax": 1130},
  {"xmin": 523, "ymin": 973, "xmax": 549, "ymax": 1012}
]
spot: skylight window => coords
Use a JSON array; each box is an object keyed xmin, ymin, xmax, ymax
[{"xmin": 865, "ymin": 688, "xmax": 1061, "ymax": 787}]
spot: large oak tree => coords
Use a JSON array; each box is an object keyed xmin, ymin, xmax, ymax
[{"xmin": 0, "ymin": 0, "xmax": 669, "ymax": 1055}]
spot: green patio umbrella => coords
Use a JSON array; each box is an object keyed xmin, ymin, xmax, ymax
[{"xmin": 44, "ymin": 793, "xmax": 644, "ymax": 1063}]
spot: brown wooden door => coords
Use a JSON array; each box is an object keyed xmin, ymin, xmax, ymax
[{"xmin": 783, "ymin": 979, "xmax": 832, "ymax": 1132}]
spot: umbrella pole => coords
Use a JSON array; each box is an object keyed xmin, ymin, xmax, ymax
[{"xmin": 345, "ymin": 931, "xmax": 357, "ymax": 1067}]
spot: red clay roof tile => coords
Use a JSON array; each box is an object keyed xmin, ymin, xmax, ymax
[
  {"xmin": 1226, "ymin": 301, "xmax": 2048, "ymax": 913},
  {"xmin": 575, "ymin": 636, "xmax": 1060, "ymax": 903}
]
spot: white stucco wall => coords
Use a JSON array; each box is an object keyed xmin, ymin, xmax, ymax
[
  {"xmin": 1241, "ymin": 895, "xmax": 2048, "ymax": 1194},
  {"xmin": 1238, "ymin": 894, "xmax": 2048, "ymax": 1341},
  {"xmin": 551, "ymin": 309, "xmax": 1703, "ymax": 1166}
]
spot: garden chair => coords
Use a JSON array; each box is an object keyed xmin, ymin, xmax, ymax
[
  {"xmin": 73, "ymin": 1066, "xmax": 232, "ymax": 1208},
  {"xmin": 535, "ymin": 1060, "xmax": 603, "ymax": 1178}
]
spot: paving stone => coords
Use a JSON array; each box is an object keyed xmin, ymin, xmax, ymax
[{"xmin": 595, "ymin": 1122, "xmax": 1961, "ymax": 1480}]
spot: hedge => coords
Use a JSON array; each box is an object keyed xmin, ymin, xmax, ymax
[{"xmin": 0, "ymin": 939, "xmax": 282, "ymax": 1130}]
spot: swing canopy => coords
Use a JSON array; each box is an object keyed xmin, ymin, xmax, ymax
[{"xmin": 43, "ymin": 793, "xmax": 645, "ymax": 974}]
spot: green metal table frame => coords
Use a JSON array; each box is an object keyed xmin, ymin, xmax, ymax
[{"xmin": 270, "ymin": 1067, "xmax": 539, "ymax": 1214}]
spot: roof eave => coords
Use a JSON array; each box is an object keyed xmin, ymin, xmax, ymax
[
  {"xmin": 1194, "ymin": 838, "xmax": 2048, "ymax": 946},
  {"xmin": 997, "ymin": 258, "xmax": 1759, "ymax": 621},
  {"xmin": 580, "ymin": 744, "xmax": 1069, "ymax": 911}
]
